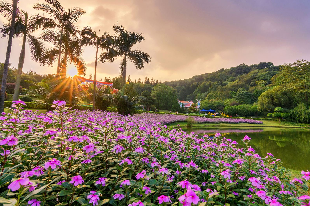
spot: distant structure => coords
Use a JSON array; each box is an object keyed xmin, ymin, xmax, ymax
[
  {"xmin": 76, "ymin": 76, "xmax": 118, "ymax": 94},
  {"xmin": 76, "ymin": 76, "xmax": 113, "ymax": 88},
  {"xmin": 178, "ymin": 100, "xmax": 200, "ymax": 109}
]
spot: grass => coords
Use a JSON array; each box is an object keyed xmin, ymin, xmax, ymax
[
  {"xmin": 4, "ymin": 108, "xmax": 47, "ymax": 114},
  {"xmin": 167, "ymin": 119, "xmax": 307, "ymax": 132}
]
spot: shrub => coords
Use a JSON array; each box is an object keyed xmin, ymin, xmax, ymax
[
  {"xmin": 224, "ymin": 104, "xmax": 261, "ymax": 117},
  {"xmin": 20, "ymin": 96, "xmax": 33, "ymax": 102}
]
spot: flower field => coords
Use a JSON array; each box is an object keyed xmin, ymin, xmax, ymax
[{"xmin": 0, "ymin": 101, "xmax": 309, "ymax": 206}]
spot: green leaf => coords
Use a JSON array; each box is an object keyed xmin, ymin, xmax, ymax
[
  {"xmin": 216, "ymin": 185, "xmax": 222, "ymax": 191},
  {"xmin": 75, "ymin": 197, "xmax": 87, "ymax": 204},
  {"xmin": 101, "ymin": 199, "xmax": 110, "ymax": 204},
  {"xmin": 58, "ymin": 190, "xmax": 73, "ymax": 196},
  {"xmin": 0, "ymin": 198, "xmax": 17, "ymax": 206},
  {"xmin": 0, "ymin": 198, "xmax": 12, "ymax": 204},
  {"xmin": 149, "ymin": 179, "xmax": 157, "ymax": 185},
  {"xmin": 21, "ymin": 176, "xmax": 61, "ymax": 202}
]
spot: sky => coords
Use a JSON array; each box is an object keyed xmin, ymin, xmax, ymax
[{"xmin": 1, "ymin": 0, "xmax": 310, "ymax": 82}]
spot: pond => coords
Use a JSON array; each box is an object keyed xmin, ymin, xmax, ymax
[{"xmin": 188, "ymin": 128, "xmax": 310, "ymax": 171}]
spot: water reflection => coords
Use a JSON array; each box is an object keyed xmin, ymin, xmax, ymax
[{"xmin": 191, "ymin": 129, "xmax": 310, "ymax": 171}]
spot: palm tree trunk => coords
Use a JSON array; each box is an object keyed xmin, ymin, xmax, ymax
[
  {"xmin": 122, "ymin": 55, "xmax": 127, "ymax": 85},
  {"xmin": 0, "ymin": 0, "xmax": 18, "ymax": 113},
  {"xmin": 61, "ymin": 45, "xmax": 68, "ymax": 77},
  {"xmin": 56, "ymin": 27, "xmax": 64, "ymax": 75},
  {"xmin": 93, "ymin": 41, "xmax": 99, "ymax": 110},
  {"xmin": 13, "ymin": 12, "xmax": 28, "ymax": 101}
]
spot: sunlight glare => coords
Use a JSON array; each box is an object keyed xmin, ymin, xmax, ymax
[{"xmin": 67, "ymin": 65, "xmax": 78, "ymax": 77}]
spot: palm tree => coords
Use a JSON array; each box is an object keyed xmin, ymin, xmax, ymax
[
  {"xmin": 32, "ymin": 0, "xmax": 86, "ymax": 77},
  {"xmin": 105, "ymin": 25, "xmax": 151, "ymax": 85},
  {"xmin": 81, "ymin": 27, "xmax": 115, "ymax": 110},
  {"xmin": 0, "ymin": 0, "xmax": 18, "ymax": 113},
  {"xmin": 0, "ymin": 2, "xmax": 51, "ymax": 101}
]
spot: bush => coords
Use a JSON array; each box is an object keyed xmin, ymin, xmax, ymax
[
  {"xmin": 20, "ymin": 96, "xmax": 33, "ymax": 102},
  {"xmin": 186, "ymin": 116, "xmax": 196, "ymax": 129},
  {"xmin": 115, "ymin": 94, "xmax": 136, "ymax": 115},
  {"xmin": 224, "ymin": 104, "xmax": 261, "ymax": 117},
  {"xmin": 289, "ymin": 103, "xmax": 310, "ymax": 123}
]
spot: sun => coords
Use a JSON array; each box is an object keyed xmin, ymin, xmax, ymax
[{"xmin": 67, "ymin": 65, "xmax": 78, "ymax": 77}]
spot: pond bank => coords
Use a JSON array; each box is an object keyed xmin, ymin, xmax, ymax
[{"xmin": 167, "ymin": 119, "xmax": 308, "ymax": 132}]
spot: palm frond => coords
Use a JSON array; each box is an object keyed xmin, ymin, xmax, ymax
[
  {"xmin": 127, "ymin": 50, "xmax": 151, "ymax": 70},
  {"xmin": 40, "ymin": 29, "xmax": 59, "ymax": 44},
  {"xmin": 99, "ymin": 48, "xmax": 118, "ymax": 63},
  {"xmin": 28, "ymin": 15, "xmax": 57, "ymax": 32},
  {"xmin": 0, "ymin": 1, "xmax": 12, "ymax": 19},
  {"xmin": 81, "ymin": 27, "xmax": 96, "ymax": 46},
  {"xmin": 44, "ymin": 0, "xmax": 64, "ymax": 14},
  {"xmin": 33, "ymin": 3, "xmax": 61, "ymax": 19},
  {"xmin": 1, "ymin": 17, "xmax": 25, "ymax": 37},
  {"xmin": 28, "ymin": 34, "xmax": 58, "ymax": 65},
  {"xmin": 68, "ymin": 8, "xmax": 85, "ymax": 23}
]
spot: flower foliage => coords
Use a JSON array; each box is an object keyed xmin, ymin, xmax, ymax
[{"xmin": 0, "ymin": 100, "xmax": 309, "ymax": 205}]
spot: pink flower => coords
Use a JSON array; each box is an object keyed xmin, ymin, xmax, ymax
[
  {"xmin": 12, "ymin": 100, "xmax": 26, "ymax": 105},
  {"xmin": 232, "ymin": 159, "xmax": 244, "ymax": 165},
  {"xmin": 44, "ymin": 158, "xmax": 61, "ymax": 170},
  {"xmin": 256, "ymin": 190, "xmax": 266, "ymax": 200},
  {"xmin": 178, "ymin": 180, "xmax": 192, "ymax": 189},
  {"xmin": 185, "ymin": 188, "xmax": 200, "ymax": 204},
  {"xmin": 95, "ymin": 177, "xmax": 107, "ymax": 186},
  {"xmin": 143, "ymin": 186, "xmax": 151, "ymax": 194},
  {"xmin": 128, "ymin": 201, "xmax": 144, "ymax": 206},
  {"xmin": 70, "ymin": 175, "xmax": 84, "ymax": 186},
  {"xmin": 269, "ymin": 199, "xmax": 283, "ymax": 206},
  {"xmin": 0, "ymin": 139, "xmax": 8, "ymax": 145},
  {"xmin": 52, "ymin": 100, "xmax": 66, "ymax": 107},
  {"xmin": 119, "ymin": 158, "xmax": 132, "ymax": 165},
  {"xmin": 8, "ymin": 178, "xmax": 30, "ymax": 191},
  {"xmin": 81, "ymin": 159, "xmax": 92, "ymax": 164},
  {"xmin": 299, "ymin": 195, "xmax": 310, "ymax": 200},
  {"xmin": 158, "ymin": 195, "xmax": 171, "ymax": 204},
  {"xmin": 113, "ymin": 194, "xmax": 125, "ymax": 200},
  {"xmin": 159, "ymin": 168, "xmax": 169, "ymax": 175},
  {"xmin": 301, "ymin": 171, "xmax": 310, "ymax": 181},
  {"xmin": 7, "ymin": 135, "xmax": 18, "ymax": 146},
  {"xmin": 83, "ymin": 143, "xmax": 95, "ymax": 153},
  {"xmin": 243, "ymin": 135, "xmax": 251, "ymax": 141},
  {"xmin": 87, "ymin": 191, "xmax": 100, "ymax": 206},
  {"xmin": 220, "ymin": 169, "xmax": 231, "ymax": 179},
  {"xmin": 191, "ymin": 184, "xmax": 201, "ymax": 191},
  {"xmin": 28, "ymin": 182, "xmax": 37, "ymax": 192},
  {"xmin": 0, "ymin": 149, "xmax": 10, "ymax": 156},
  {"xmin": 136, "ymin": 170, "xmax": 146, "ymax": 179},
  {"xmin": 112, "ymin": 145, "xmax": 124, "ymax": 153},
  {"xmin": 121, "ymin": 180, "xmax": 130, "ymax": 186},
  {"xmin": 179, "ymin": 188, "xmax": 200, "ymax": 205},
  {"xmin": 28, "ymin": 199, "xmax": 41, "ymax": 206},
  {"xmin": 135, "ymin": 147, "xmax": 144, "ymax": 153}
]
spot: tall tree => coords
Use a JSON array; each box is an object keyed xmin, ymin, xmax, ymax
[
  {"xmin": 1, "ymin": 1, "xmax": 51, "ymax": 101},
  {"xmin": 106, "ymin": 25, "xmax": 151, "ymax": 84},
  {"xmin": 81, "ymin": 27, "xmax": 115, "ymax": 110},
  {"xmin": 0, "ymin": 0, "xmax": 18, "ymax": 113},
  {"xmin": 32, "ymin": 0, "xmax": 86, "ymax": 77}
]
